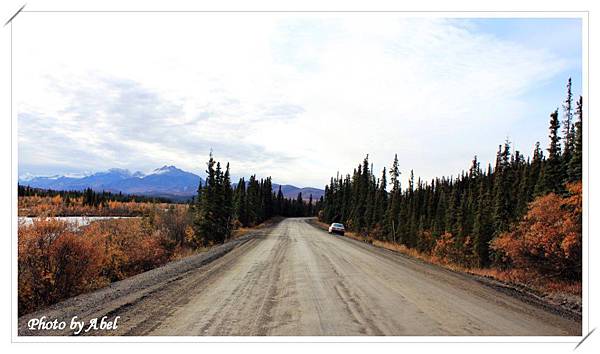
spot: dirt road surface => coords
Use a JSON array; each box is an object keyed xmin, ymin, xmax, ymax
[{"xmin": 18, "ymin": 218, "xmax": 580, "ymax": 336}]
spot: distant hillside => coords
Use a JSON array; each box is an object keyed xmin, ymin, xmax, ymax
[
  {"xmin": 272, "ymin": 184, "xmax": 325, "ymax": 200},
  {"xmin": 19, "ymin": 166, "xmax": 324, "ymax": 200},
  {"xmin": 20, "ymin": 166, "xmax": 202, "ymax": 198}
]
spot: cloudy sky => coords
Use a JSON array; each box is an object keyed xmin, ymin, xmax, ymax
[{"xmin": 16, "ymin": 14, "xmax": 582, "ymax": 188}]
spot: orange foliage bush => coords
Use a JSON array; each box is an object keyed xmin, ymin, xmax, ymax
[
  {"xmin": 18, "ymin": 208, "xmax": 192, "ymax": 315},
  {"xmin": 432, "ymin": 232, "xmax": 476, "ymax": 267},
  {"xmin": 81, "ymin": 219, "xmax": 170, "ymax": 282},
  {"xmin": 18, "ymin": 219, "xmax": 105, "ymax": 315},
  {"xmin": 491, "ymin": 182, "xmax": 582, "ymax": 280}
]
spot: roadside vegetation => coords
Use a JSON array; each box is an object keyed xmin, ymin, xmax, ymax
[
  {"xmin": 18, "ymin": 206, "xmax": 190, "ymax": 315},
  {"xmin": 319, "ymin": 79, "xmax": 583, "ymax": 297},
  {"xmin": 18, "ymin": 161, "xmax": 317, "ymax": 315}
]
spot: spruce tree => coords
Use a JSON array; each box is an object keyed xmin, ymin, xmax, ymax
[
  {"xmin": 540, "ymin": 109, "xmax": 564, "ymax": 194},
  {"xmin": 221, "ymin": 163, "xmax": 233, "ymax": 240},
  {"xmin": 530, "ymin": 142, "xmax": 544, "ymax": 196},
  {"xmin": 492, "ymin": 141, "xmax": 512, "ymax": 235},
  {"xmin": 234, "ymin": 177, "xmax": 248, "ymax": 226},
  {"xmin": 385, "ymin": 154, "xmax": 401, "ymax": 241},
  {"xmin": 246, "ymin": 175, "xmax": 260, "ymax": 225},
  {"xmin": 276, "ymin": 185, "xmax": 284, "ymax": 216},
  {"xmin": 296, "ymin": 192, "xmax": 304, "ymax": 216},
  {"xmin": 473, "ymin": 180, "xmax": 493, "ymax": 267},
  {"xmin": 433, "ymin": 183, "xmax": 447, "ymax": 237},
  {"xmin": 374, "ymin": 168, "xmax": 388, "ymax": 231},
  {"xmin": 445, "ymin": 181, "xmax": 459, "ymax": 235},
  {"xmin": 562, "ymin": 78, "xmax": 574, "ymax": 166},
  {"xmin": 568, "ymin": 96, "xmax": 583, "ymax": 182},
  {"xmin": 194, "ymin": 154, "xmax": 219, "ymax": 245}
]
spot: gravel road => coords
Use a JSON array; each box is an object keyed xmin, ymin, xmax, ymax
[{"xmin": 18, "ymin": 218, "xmax": 581, "ymax": 336}]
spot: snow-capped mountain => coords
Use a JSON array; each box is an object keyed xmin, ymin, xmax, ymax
[
  {"xmin": 20, "ymin": 166, "xmax": 202, "ymax": 198},
  {"xmin": 19, "ymin": 166, "xmax": 324, "ymax": 200},
  {"xmin": 105, "ymin": 166, "xmax": 201, "ymax": 197}
]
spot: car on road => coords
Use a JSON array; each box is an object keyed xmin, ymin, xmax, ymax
[{"xmin": 328, "ymin": 223, "xmax": 345, "ymax": 235}]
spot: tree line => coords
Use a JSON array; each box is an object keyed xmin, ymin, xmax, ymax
[
  {"xmin": 18, "ymin": 185, "xmax": 173, "ymax": 206},
  {"xmin": 320, "ymin": 78, "xmax": 583, "ymax": 272},
  {"xmin": 191, "ymin": 155, "xmax": 320, "ymax": 246}
]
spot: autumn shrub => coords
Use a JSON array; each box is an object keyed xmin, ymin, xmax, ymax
[
  {"xmin": 491, "ymin": 182, "xmax": 582, "ymax": 281},
  {"xmin": 82, "ymin": 219, "xmax": 170, "ymax": 282},
  {"xmin": 432, "ymin": 232, "xmax": 476, "ymax": 267},
  {"xmin": 18, "ymin": 215, "xmax": 186, "ymax": 315},
  {"xmin": 18, "ymin": 195, "xmax": 172, "ymax": 217},
  {"xmin": 146, "ymin": 205, "xmax": 191, "ymax": 249},
  {"xmin": 18, "ymin": 219, "xmax": 104, "ymax": 315},
  {"xmin": 416, "ymin": 229, "xmax": 436, "ymax": 254}
]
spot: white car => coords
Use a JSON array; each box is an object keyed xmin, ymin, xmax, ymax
[{"xmin": 328, "ymin": 223, "xmax": 345, "ymax": 235}]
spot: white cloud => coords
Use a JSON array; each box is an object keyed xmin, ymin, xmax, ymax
[{"xmin": 16, "ymin": 14, "xmax": 573, "ymax": 187}]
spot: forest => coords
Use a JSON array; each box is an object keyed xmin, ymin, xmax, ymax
[
  {"xmin": 320, "ymin": 79, "xmax": 583, "ymax": 288},
  {"xmin": 190, "ymin": 156, "xmax": 321, "ymax": 246}
]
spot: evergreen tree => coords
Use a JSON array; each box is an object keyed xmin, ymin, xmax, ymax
[
  {"xmin": 433, "ymin": 183, "xmax": 447, "ymax": 237},
  {"xmin": 530, "ymin": 142, "xmax": 545, "ymax": 196},
  {"xmin": 276, "ymin": 185, "xmax": 284, "ymax": 216},
  {"xmin": 568, "ymin": 96, "xmax": 583, "ymax": 182},
  {"xmin": 296, "ymin": 192, "xmax": 304, "ymax": 216},
  {"xmin": 193, "ymin": 154, "xmax": 219, "ymax": 245},
  {"xmin": 540, "ymin": 109, "xmax": 565, "ymax": 194},
  {"xmin": 221, "ymin": 163, "xmax": 233, "ymax": 240},
  {"xmin": 385, "ymin": 154, "xmax": 401, "ymax": 241},
  {"xmin": 562, "ymin": 78, "xmax": 574, "ymax": 166},
  {"xmin": 473, "ymin": 180, "xmax": 493, "ymax": 267},
  {"xmin": 246, "ymin": 175, "xmax": 260, "ymax": 225},
  {"xmin": 492, "ymin": 141, "xmax": 512, "ymax": 235},
  {"xmin": 374, "ymin": 167, "xmax": 388, "ymax": 230}
]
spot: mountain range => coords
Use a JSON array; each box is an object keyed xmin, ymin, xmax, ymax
[{"xmin": 19, "ymin": 166, "xmax": 324, "ymax": 201}]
